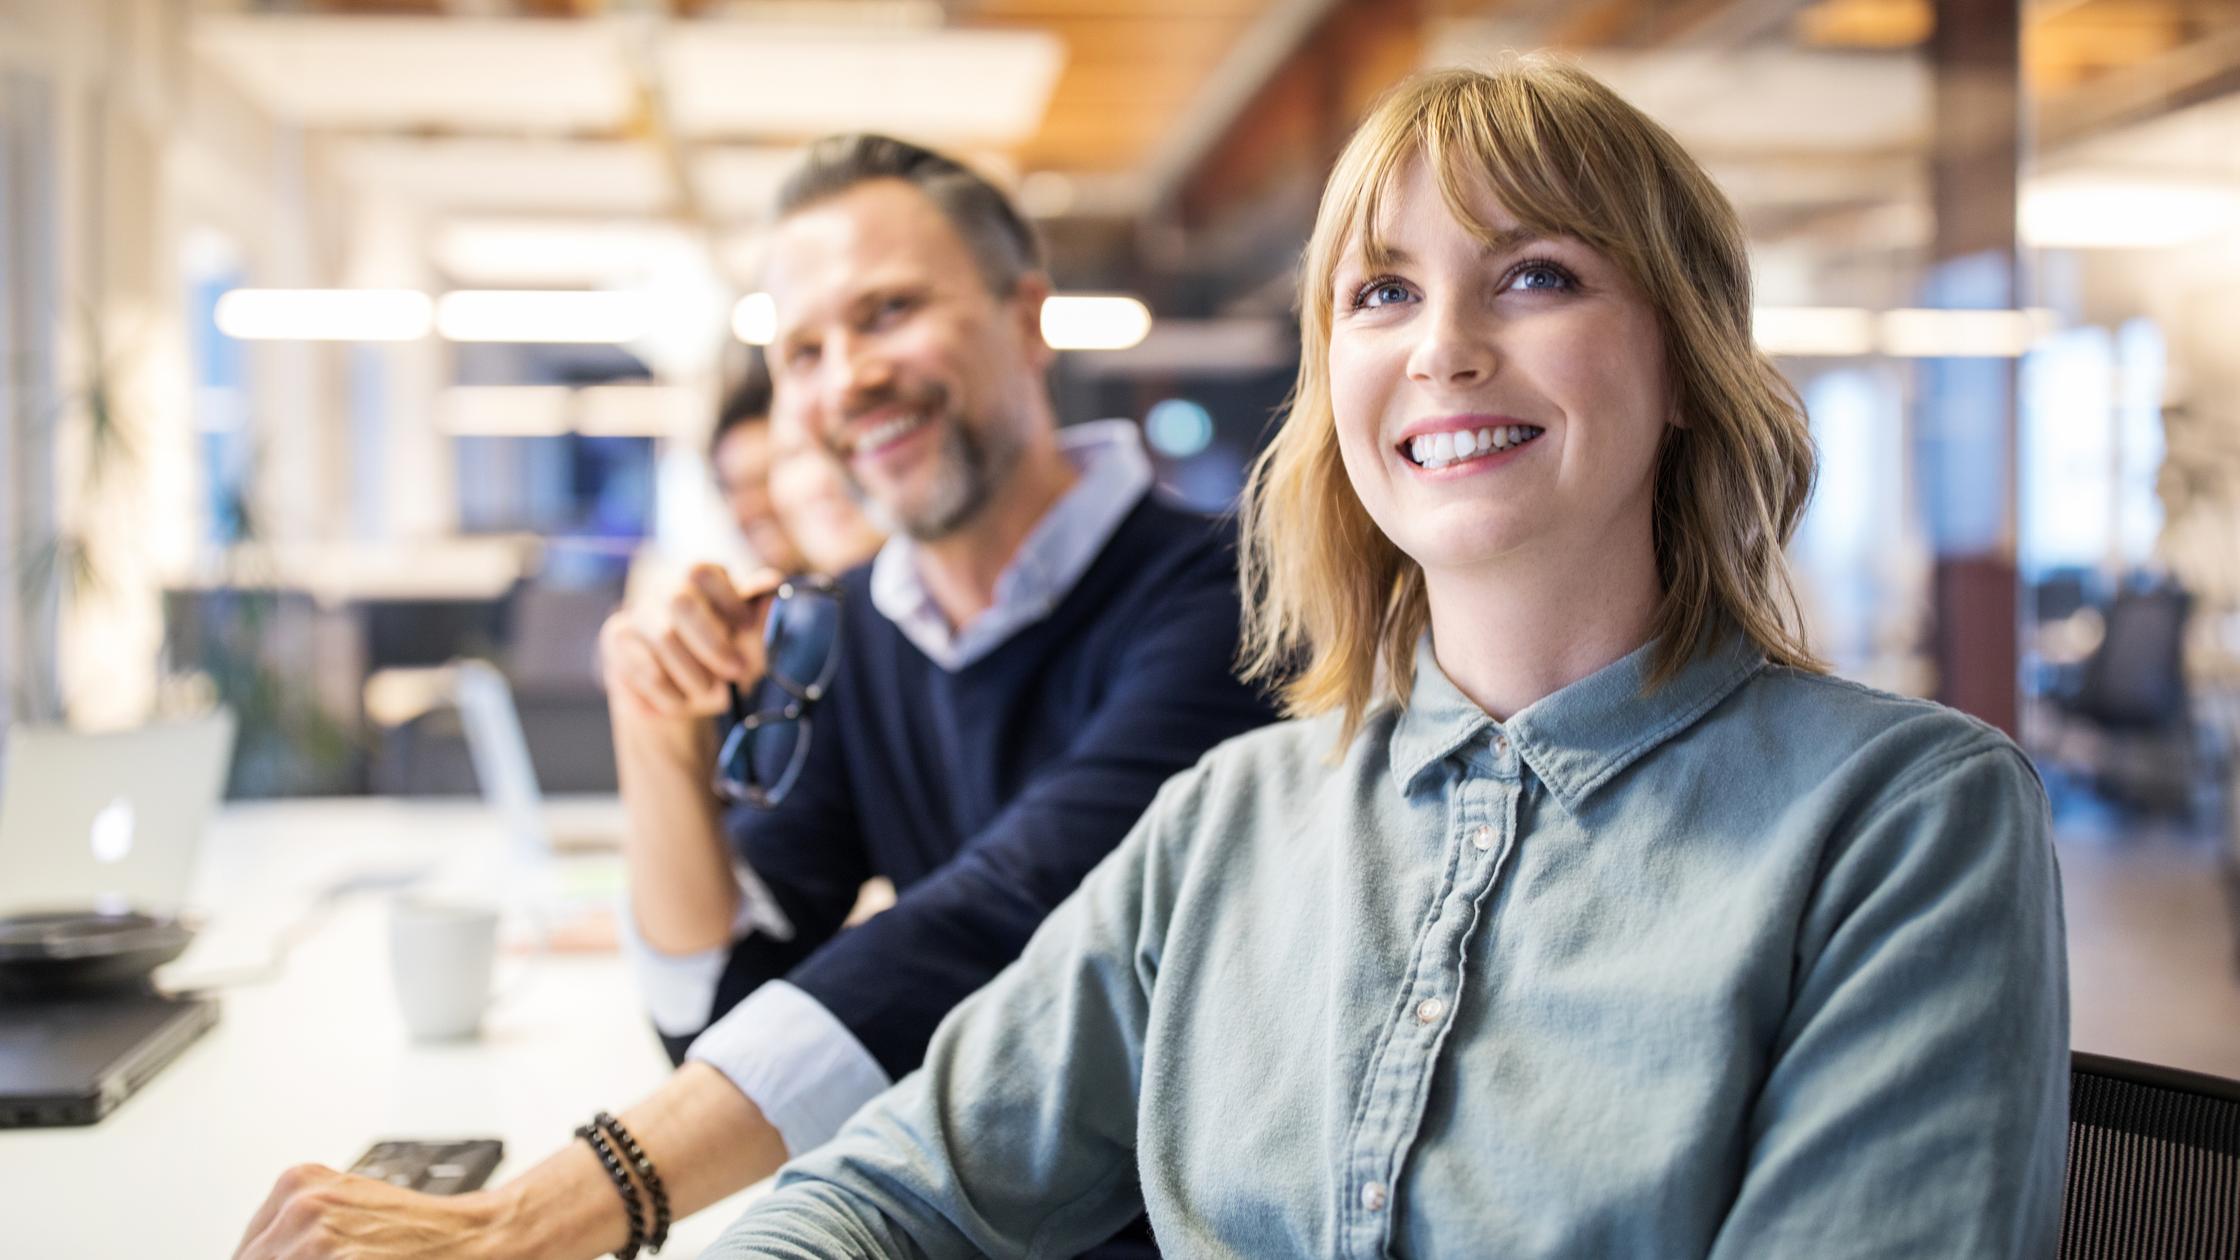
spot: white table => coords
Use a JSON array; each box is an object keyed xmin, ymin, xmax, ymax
[{"xmin": 0, "ymin": 798, "xmax": 763, "ymax": 1257}]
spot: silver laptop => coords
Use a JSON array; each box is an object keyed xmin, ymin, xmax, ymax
[{"xmin": 0, "ymin": 712, "xmax": 237, "ymax": 917}]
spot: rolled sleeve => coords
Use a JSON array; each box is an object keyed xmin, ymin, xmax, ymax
[{"xmin": 687, "ymin": 979, "xmax": 893, "ymax": 1158}]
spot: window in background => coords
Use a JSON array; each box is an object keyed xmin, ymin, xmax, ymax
[
  {"xmin": 2021, "ymin": 324, "xmax": 2117, "ymax": 578},
  {"xmin": 449, "ymin": 342, "xmax": 658, "ymax": 583},
  {"xmin": 2115, "ymin": 317, "xmax": 2167, "ymax": 571},
  {"xmin": 347, "ymin": 344, "xmax": 388, "ymax": 542},
  {"xmin": 1794, "ymin": 367, "xmax": 1910, "ymax": 680},
  {"xmin": 454, "ymin": 432, "xmax": 655, "ymax": 543},
  {"xmin": 183, "ymin": 236, "xmax": 250, "ymax": 546}
]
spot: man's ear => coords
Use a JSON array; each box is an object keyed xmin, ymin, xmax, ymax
[{"xmin": 1010, "ymin": 271, "xmax": 1055, "ymax": 368}]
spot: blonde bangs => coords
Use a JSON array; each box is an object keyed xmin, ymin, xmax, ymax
[{"xmin": 1240, "ymin": 57, "xmax": 1822, "ymax": 754}]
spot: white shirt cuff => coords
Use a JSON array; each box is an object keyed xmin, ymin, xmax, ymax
[
  {"xmin": 685, "ymin": 979, "xmax": 892, "ymax": 1158},
  {"xmin": 620, "ymin": 863, "xmax": 795, "ymax": 1039}
]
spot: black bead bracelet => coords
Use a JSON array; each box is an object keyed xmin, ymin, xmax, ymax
[
  {"xmin": 575, "ymin": 1120, "xmax": 645, "ymax": 1260},
  {"xmin": 596, "ymin": 1111, "xmax": 672, "ymax": 1253}
]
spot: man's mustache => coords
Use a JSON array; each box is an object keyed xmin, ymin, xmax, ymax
[{"xmin": 839, "ymin": 380, "xmax": 950, "ymax": 429}]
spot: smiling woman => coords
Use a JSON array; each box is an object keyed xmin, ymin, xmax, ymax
[
  {"xmin": 1242, "ymin": 61, "xmax": 1822, "ymax": 741},
  {"xmin": 701, "ymin": 57, "xmax": 2069, "ymax": 1260}
]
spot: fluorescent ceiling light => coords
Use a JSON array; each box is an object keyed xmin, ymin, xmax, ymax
[
  {"xmin": 735, "ymin": 292, "xmax": 1155, "ymax": 352},
  {"xmin": 663, "ymin": 27, "xmax": 1064, "ymax": 144},
  {"xmin": 1041, "ymin": 295, "xmax": 1153, "ymax": 352},
  {"xmin": 214, "ymin": 289, "xmax": 432, "ymax": 341},
  {"xmin": 338, "ymin": 140, "xmax": 671, "ymax": 216},
  {"xmin": 437, "ymin": 386, "xmax": 573, "ymax": 437},
  {"xmin": 433, "ymin": 220, "xmax": 701, "ymax": 287},
  {"xmin": 1752, "ymin": 307, "xmax": 1875, "ymax": 357},
  {"xmin": 194, "ymin": 17, "xmax": 630, "ymax": 133},
  {"xmin": 733, "ymin": 293, "xmax": 777, "ymax": 346},
  {"xmin": 436, "ymin": 291, "xmax": 652, "ymax": 343},
  {"xmin": 2021, "ymin": 177, "xmax": 2240, "ymax": 249},
  {"xmin": 1878, "ymin": 309, "xmax": 2048, "ymax": 358}
]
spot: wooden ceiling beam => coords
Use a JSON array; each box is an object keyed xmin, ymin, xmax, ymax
[{"xmin": 1174, "ymin": 0, "xmax": 1423, "ymax": 226}]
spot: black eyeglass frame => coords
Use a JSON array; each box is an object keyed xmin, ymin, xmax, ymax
[{"xmin": 714, "ymin": 574, "xmax": 843, "ymax": 808}]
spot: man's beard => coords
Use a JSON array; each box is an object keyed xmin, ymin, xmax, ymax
[{"xmin": 838, "ymin": 385, "xmax": 1024, "ymax": 542}]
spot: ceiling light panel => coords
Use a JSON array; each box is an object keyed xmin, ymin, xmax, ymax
[
  {"xmin": 336, "ymin": 141, "xmax": 674, "ymax": 216},
  {"xmin": 663, "ymin": 26, "xmax": 1065, "ymax": 143},
  {"xmin": 433, "ymin": 220, "xmax": 704, "ymax": 288},
  {"xmin": 693, "ymin": 148, "xmax": 812, "ymax": 221},
  {"xmin": 436, "ymin": 291, "xmax": 655, "ymax": 344},
  {"xmin": 194, "ymin": 17, "xmax": 632, "ymax": 133},
  {"xmin": 2021, "ymin": 176, "xmax": 2240, "ymax": 249},
  {"xmin": 214, "ymin": 290, "xmax": 433, "ymax": 341},
  {"xmin": 1553, "ymin": 47, "xmax": 1927, "ymax": 152}
]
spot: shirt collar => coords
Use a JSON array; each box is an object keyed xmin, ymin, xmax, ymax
[
  {"xmin": 868, "ymin": 419, "xmax": 1154, "ymax": 671},
  {"xmin": 1388, "ymin": 627, "xmax": 1765, "ymax": 810}
]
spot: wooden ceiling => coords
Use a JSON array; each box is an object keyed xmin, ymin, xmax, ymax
[
  {"xmin": 290, "ymin": 0, "xmax": 1279, "ymax": 180},
  {"xmin": 270, "ymin": 0, "xmax": 2240, "ymax": 196},
  {"xmin": 1798, "ymin": 0, "xmax": 2240, "ymax": 94},
  {"xmin": 961, "ymin": 0, "xmax": 1270, "ymax": 174}
]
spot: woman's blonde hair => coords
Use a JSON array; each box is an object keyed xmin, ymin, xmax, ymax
[{"xmin": 1238, "ymin": 58, "xmax": 1823, "ymax": 746}]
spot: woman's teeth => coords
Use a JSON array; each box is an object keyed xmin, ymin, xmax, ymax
[
  {"xmin": 857, "ymin": 413, "xmax": 928, "ymax": 454},
  {"xmin": 1406, "ymin": 425, "xmax": 1543, "ymax": 469}
]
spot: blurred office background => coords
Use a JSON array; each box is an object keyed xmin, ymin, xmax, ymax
[{"xmin": 1, "ymin": 0, "xmax": 2236, "ymax": 1068}]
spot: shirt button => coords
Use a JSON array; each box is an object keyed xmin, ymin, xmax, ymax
[
  {"xmin": 1415, "ymin": 997, "xmax": 1446, "ymax": 1026},
  {"xmin": 1471, "ymin": 824, "xmax": 1496, "ymax": 851},
  {"xmin": 1492, "ymin": 733, "xmax": 1511, "ymax": 756},
  {"xmin": 1361, "ymin": 1181, "xmax": 1388, "ymax": 1212}
]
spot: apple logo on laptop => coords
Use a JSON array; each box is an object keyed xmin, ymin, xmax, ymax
[{"xmin": 90, "ymin": 796, "xmax": 136, "ymax": 864}]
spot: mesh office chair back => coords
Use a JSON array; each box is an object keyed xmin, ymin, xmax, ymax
[{"xmin": 2064, "ymin": 1051, "xmax": 2240, "ymax": 1258}]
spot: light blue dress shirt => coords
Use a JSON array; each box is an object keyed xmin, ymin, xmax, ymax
[
  {"xmin": 705, "ymin": 630, "xmax": 2070, "ymax": 1257},
  {"xmin": 624, "ymin": 419, "xmax": 1156, "ymax": 1158}
]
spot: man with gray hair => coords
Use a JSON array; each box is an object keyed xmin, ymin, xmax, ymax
[{"xmin": 235, "ymin": 134, "xmax": 1273, "ymax": 1260}]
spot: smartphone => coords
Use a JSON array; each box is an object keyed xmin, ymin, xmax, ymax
[{"xmin": 348, "ymin": 1138, "xmax": 505, "ymax": 1195}]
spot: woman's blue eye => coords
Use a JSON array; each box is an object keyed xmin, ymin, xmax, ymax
[
  {"xmin": 1508, "ymin": 263, "xmax": 1575, "ymax": 292},
  {"xmin": 1358, "ymin": 280, "xmax": 1412, "ymax": 308}
]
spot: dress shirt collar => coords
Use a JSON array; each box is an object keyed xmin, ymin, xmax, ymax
[
  {"xmin": 1389, "ymin": 625, "xmax": 1765, "ymax": 809},
  {"xmin": 868, "ymin": 419, "xmax": 1154, "ymax": 672}
]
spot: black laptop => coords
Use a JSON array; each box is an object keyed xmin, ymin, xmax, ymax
[{"xmin": 0, "ymin": 992, "xmax": 217, "ymax": 1127}]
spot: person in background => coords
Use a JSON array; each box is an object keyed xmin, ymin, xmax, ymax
[
  {"xmin": 765, "ymin": 392, "xmax": 886, "ymax": 577},
  {"xmin": 707, "ymin": 357, "xmax": 806, "ymax": 577},
  {"xmin": 234, "ymin": 133, "xmax": 1274, "ymax": 1260},
  {"xmin": 702, "ymin": 59, "xmax": 2069, "ymax": 1259}
]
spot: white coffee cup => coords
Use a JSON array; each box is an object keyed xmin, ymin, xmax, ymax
[{"xmin": 388, "ymin": 897, "xmax": 501, "ymax": 1043}]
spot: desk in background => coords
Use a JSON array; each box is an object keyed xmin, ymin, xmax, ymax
[{"xmin": 0, "ymin": 798, "xmax": 762, "ymax": 1257}]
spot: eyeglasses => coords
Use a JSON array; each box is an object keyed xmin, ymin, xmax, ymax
[{"xmin": 715, "ymin": 575, "xmax": 843, "ymax": 808}]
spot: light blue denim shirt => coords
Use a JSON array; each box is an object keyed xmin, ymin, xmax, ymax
[{"xmin": 706, "ymin": 631, "xmax": 2070, "ymax": 1259}]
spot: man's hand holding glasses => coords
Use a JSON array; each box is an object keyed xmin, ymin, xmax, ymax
[
  {"xmin": 601, "ymin": 565, "xmax": 844, "ymax": 808},
  {"xmin": 602, "ymin": 564, "xmax": 783, "ymax": 722}
]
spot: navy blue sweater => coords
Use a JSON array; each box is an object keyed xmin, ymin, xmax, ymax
[{"xmin": 678, "ymin": 492, "xmax": 1277, "ymax": 1083}]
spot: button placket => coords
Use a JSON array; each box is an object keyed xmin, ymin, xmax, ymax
[{"xmin": 1350, "ymin": 771, "xmax": 1511, "ymax": 1256}]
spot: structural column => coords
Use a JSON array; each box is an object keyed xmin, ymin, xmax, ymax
[{"xmin": 1917, "ymin": 0, "xmax": 2024, "ymax": 735}]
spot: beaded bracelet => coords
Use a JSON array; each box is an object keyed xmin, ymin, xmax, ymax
[
  {"xmin": 596, "ymin": 1111, "xmax": 672, "ymax": 1253},
  {"xmin": 575, "ymin": 1120, "xmax": 645, "ymax": 1260}
]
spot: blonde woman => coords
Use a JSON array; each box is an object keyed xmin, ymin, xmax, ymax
[{"xmin": 704, "ymin": 60, "xmax": 2067, "ymax": 1259}]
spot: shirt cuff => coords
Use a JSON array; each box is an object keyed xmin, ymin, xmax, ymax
[
  {"xmin": 619, "ymin": 863, "xmax": 795, "ymax": 1039},
  {"xmin": 685, "ymin": 979, "xmax": 893, "ymax": 1158},
  {"xmin": 618, "ymin": 902, "xmax": 733, "ymax": 1037}
]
